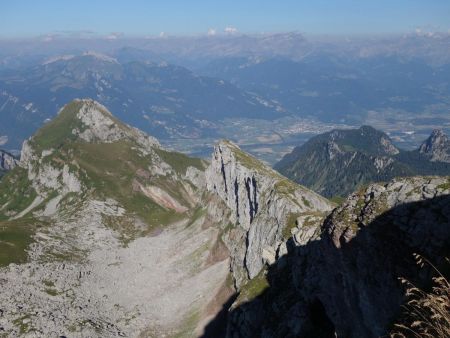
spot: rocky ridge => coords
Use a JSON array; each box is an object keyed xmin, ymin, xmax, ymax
[{"xmin": 0, "ymin": 103, "xmax": 336, "ymax": 336}]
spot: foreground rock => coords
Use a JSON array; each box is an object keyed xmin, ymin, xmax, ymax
[{"xmin": 226, "ymin": 176, "xmax": 450, "ymax": 337}]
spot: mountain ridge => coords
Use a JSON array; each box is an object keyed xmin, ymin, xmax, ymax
[
  {"xmin": 0, "ymin": 99, "xmax": 231, "ymax": 336},
  {"xmin": 1, "ymin": 99, "xmax": 448, "ymax": 337},
  {"xmin": 0, "ymin": 55, "xmax": 281, "ymax": 150},
  {"xmin": 275, "ymin": 125, "xmax": 450, "ymax": 198},
  {"xmin": 205, "ymin": 139, "xmax": 333, "ymax": 286}
]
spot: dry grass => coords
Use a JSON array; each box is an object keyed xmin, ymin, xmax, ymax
[{"xmin": 391, "ymin": 254, "xmax": 450, "ymax": 338}]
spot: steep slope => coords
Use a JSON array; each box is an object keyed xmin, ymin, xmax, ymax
[
  {"xmin": 0, "ymin": 99, "xmax": 231, "ymax": 337},
  {"xmin": 205, "ymin": 140, "xmax": 334, "ymax": 287},
  {"xmin": 225, "ymin": 176, "xmax": 450, "ymax": 337},
  {"xmin": 275, "ymin": 125, "xmax": 450, "ymax": 198}
]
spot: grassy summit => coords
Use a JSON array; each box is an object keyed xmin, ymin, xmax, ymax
[
  {"xmin": 31, "ymin": 100, "xmax": 87, "ymax": 152},
  {"xmin": 0, "ymin": 99, "xmax": 208, "ymax": 264}
]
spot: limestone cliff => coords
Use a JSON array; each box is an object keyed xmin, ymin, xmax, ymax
[{"xmin": 205, "ymin": 140, "xmax": 333, "ymax": 287}]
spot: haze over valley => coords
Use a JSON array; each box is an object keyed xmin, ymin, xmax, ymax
[{"xmin": 1, "ymin": 32, "xmax": 450, "ymax": 163}]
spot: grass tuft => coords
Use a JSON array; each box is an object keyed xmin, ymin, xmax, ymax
[{"xmin": 391, "ymin": 254, "xmax": 450, "ymax": 338}]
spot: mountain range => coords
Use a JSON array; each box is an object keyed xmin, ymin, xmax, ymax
[
  {"xmin": 0, "ymin": 54, "xmax": 280, "ymax": 149},
  {"xmin": 275, "ymin": 125, "xmax": 450, "ymax": 198},
  {"xmin": 1, "ymin": 33, "xmax": 450, "ymax": 154},
  {"xmin": 199, "ymin": 54, "xmax": 450, "ymax": 123}
]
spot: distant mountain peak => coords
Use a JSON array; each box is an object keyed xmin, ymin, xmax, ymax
[
  {"xmin": 420, "ymin": 129, "xmax": 448, "ymax": 150},
  {"xmin": 82, "ymin": 51, "xmax": 118, "ymax": 63},
  {"xmin": 419, "ymin": 129, "xmax": 450, "ymax": 162},
  {"xmin": 359, "ymin": 125, "xmax": 377, "ymax": 133},
  {"xmin": 319, "ymin": 125, "xmax": 399, "ymax": 156},
  {"xmin": 42, "ymin": 54, "xmax": 75, "ymax": 65},
  {"xmin": 275, "ymin": 125, "xmax": 450, "ymax": 198}
]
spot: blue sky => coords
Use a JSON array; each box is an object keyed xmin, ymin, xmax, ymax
[{"xmin": 1, "ymin": 0, "xmax": 450, "ymax": 37}]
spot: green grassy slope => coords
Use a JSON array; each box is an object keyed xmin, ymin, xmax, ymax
[{"xmin": 0, "ymin": 99, "xmax": 208, "ymax": 263}]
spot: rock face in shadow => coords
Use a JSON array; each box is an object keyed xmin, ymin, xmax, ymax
[{"xmin": 224, "ymin": 176, "xmax": 450, "ymax": 338}]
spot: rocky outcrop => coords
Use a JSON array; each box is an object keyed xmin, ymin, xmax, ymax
[
  {"xmin": 205, "ymin": 140, "xmax": 333, "ymax": 286},
  {"xmin": 419, "ymin": 129, "xmax": 450, "ymax": 163},
  {"xmin": 0, "ymin": 149, "xmax": 17, "ymax": 172},
  {"xmin": 379, "ymin": 134, "xmax": 400, "ymax": 155},
  {"xmin": 226, "ymin": 176, "xmax": 450, "ymax": 338},
  {"xmin": 73, "ymin": 99, "xmax": 160, "ymax": 151}
]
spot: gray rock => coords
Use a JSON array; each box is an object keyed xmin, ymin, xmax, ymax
[{"xmin": 205, "ymin": 140, "xmax": 333, "ymax": 286}]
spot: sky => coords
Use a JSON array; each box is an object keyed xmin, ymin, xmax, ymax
[{"xmin": 1, "ymin": 0, "xmax": 450, "ymax": 38}]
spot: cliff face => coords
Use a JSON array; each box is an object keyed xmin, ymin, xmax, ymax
[
  {"xmin": 226, "ymin": 176, "xmax": 450, "ymax": 338},
  {"xmin": 205, "ymin": 140, "xmax": 333, "ymax": 287}
]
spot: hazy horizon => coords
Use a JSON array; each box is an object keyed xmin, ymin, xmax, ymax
[{"xmin": 2, "ymin": 0, "xmax": 450, "ymax": 38}]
